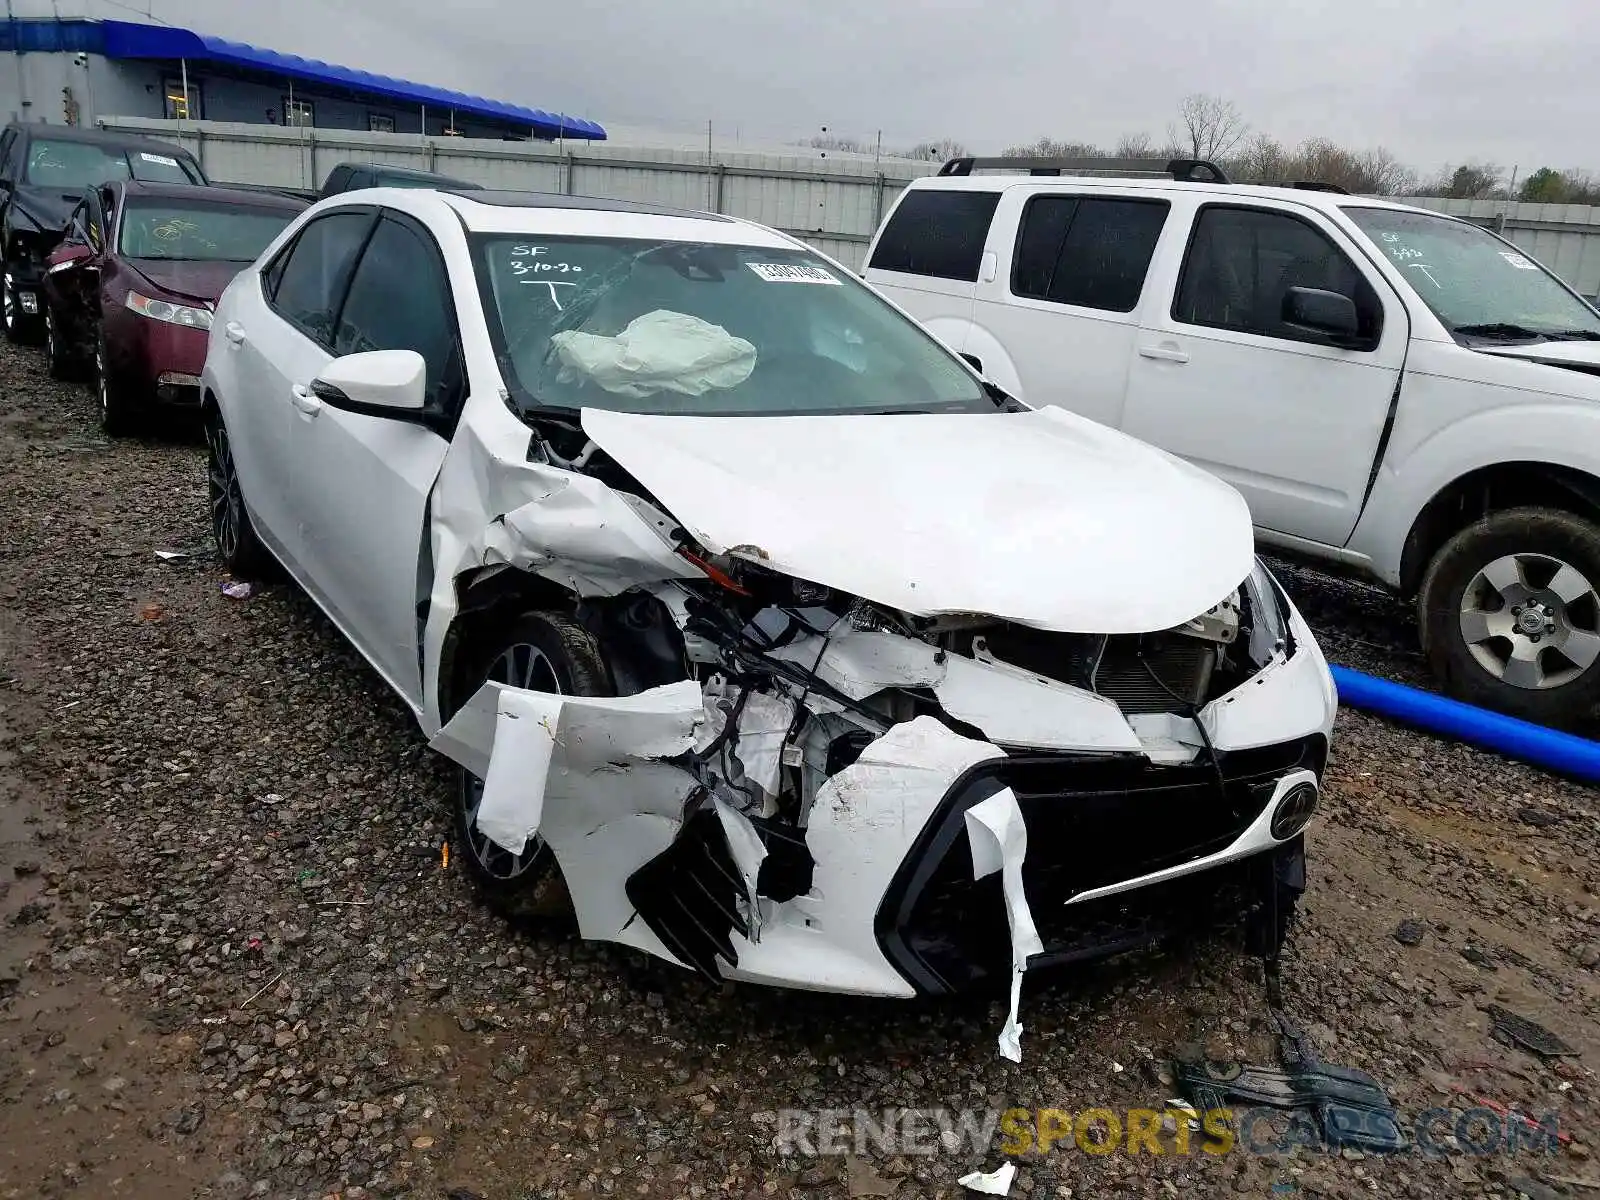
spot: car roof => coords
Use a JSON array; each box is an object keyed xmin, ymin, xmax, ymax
[
  {"xmin": 336, "ymin": 161, "xmax": 479, "ymax": 187},
  {"xmin": 901, "ymin": 172, "xmax": 1437, "ymax": 218},
  {"xmin": 9, "ymin": 121, "xmax": 196, "ymax": 158},
  {"xmin": 428, "ymin": 188, "xmax": 799, "ymax": 247},
  {"xmin": 113, "ymin": 180, "xmax": 309, "ymax": 210},
  {"xmin": 443, "ymin": 189, "xmax": 733, "ymax": 221}
]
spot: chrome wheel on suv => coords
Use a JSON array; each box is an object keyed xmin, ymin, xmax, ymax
[{"xmin": 1421, "ymin": 506, "xmax": 1600, "ymax": 729}]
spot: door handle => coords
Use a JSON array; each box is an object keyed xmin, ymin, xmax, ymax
[
  {"xmin": 223, "ymin": 321, "xmax": 247, "ymax": 345},
  {"xmin": 290, "ymin": 384, "xmax": 323, "ymax": 416},
  {"xmin": 1138, "ymin": 344, "xmax": 1190, "ymax": 363}
]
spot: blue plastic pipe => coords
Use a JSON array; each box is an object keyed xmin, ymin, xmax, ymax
[{"xmin": 1329, "ymin": 664, "xmax": 1600, "ymax": 783}]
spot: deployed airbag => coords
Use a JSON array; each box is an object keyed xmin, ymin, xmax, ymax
[{"xmin": 550, "ymin": 309, "xmax": 757, "ymax": 398}]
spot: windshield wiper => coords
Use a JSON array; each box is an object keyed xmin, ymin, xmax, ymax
[
  {"xmin": 982, "ymin": 380, "xmax": 1027, "ymax": 411},
  {"xmin": 1454, "ymin": 323, "xmax": 1548, "ymax": 341},
  {"xmin": 1541, "ymin": 329, "xmax": 1600, "ymax": 341}
]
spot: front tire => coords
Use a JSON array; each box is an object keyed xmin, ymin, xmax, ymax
[
  {"xmin": 449, "ymin": 611, "xmax": 614, "ymax": 913},
  {"xmin": 1419, "ymin": 506, "xmax": 1600, "ymax": 729},
  {"xmin": 204, "ymin": 407, "xmax": 273, "ymax": 580},
  {"xmin": 45, "ymin": 304, "xmax": 81, "ymax": 381},
  {"xmin": 96, "ymin": 330, "xmax": 139, "ymax": 437},
  {"xmin": 2, "ymin": 262, "xmax": 41, "ymax": 346}
]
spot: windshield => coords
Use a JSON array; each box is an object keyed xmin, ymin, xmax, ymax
[
  {"xmin": 474, "ymin": 235, "xmax": 990, "ymax": 417},
  {"xmin": 24, "ymin": 140, "xmax": 202, "ymax": 189},
  {"xmin": 118, "ymin": 201, "xmax": 299, "ymax": 261},
  {"xmin": 1345, "ymin": 206, "xmax": 1600, "ymax": 340}
]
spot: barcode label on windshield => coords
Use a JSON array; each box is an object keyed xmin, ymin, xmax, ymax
[
  {"xmin": 746, "ymin": 262, "xmax": 841, "ymax": 285},
  {"xmin": 140, "ymin": 152, "xmax": 179, "ymax": 167},
  {"xmin": 1499, "ymin": 251, "xmax": 1537, "ymax": 270}
]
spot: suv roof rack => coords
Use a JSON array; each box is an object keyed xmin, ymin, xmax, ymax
[
  {"xmin": 937, "ymin": 155, "xmax": 1231, "ymax": 184},
  {"xmin": 1263, "ymin": 180, "xmax": 1351, "ymax": 195}
]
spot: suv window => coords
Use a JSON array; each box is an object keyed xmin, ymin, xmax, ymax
[
  {"xmin": 869, "ymin": 189, "xmax": 1000, "ymax": 282},
  {"xmin": 1011, "ymin": 195, "xmax": 1169, "ymax": 312},
  {"xmin": 333, "ymin": 215, "xmax": 461, "ymax": 410},
  {"xmin": 268, "ymin": 211, "xmax": 374, "ymax": 346},
  {"xmin": 1174, "ymin": 205, "xmax": 1381, "ymax": 345}
]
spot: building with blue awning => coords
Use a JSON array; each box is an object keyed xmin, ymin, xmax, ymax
[{"xmin": 0, "ymin": 17, "xmax": 604, "ymax": 142}]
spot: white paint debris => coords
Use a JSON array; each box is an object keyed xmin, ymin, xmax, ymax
[{"xmin": 957, "ymin": 1161, "xmax": 1017, "ymax": 1195}]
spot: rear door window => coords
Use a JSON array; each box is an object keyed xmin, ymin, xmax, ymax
[
  {"xmin": 266, "ymin": 210, "xmax": 375, "ymax": 347},
  {"xmin": 1010, "ymin": 196, "xmax": 1170, "ymax": 313},
  {"xmin": 868, "ymin": 189, "xmax": 1000, "ymax": 282}
]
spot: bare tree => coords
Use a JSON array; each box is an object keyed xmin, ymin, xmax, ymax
[
  {"xmin": 1350, "ymin": 148, "xmax": 1416, "ymax": 195},
  {"xmin": 1113, "ymin": 132, "xmax": 1157, "ymax": 158},
  {"xmin": 1000, "ymin": 136, "xmax": 1106, "ymax": 158},
  {"xmin": 1230, "ymin": 132, "xmax": 1292, "ymax": 183},
  {"xmin": 1168, "ymin": 94, "xmax": 1248, "ymax": 162},
  {"xmin": 808, "ymin": 134, "xmax": 869, "ymax": 154},
  {"xmin": 905, "ymin": 137, "xmax": 968, "ymax": 162}
]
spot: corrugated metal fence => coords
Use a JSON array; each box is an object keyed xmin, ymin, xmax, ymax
[
  {"xmin": 99, "ymin": 117, "xmax": 939, "ymax": 270},
  {"xmin": 93, "ymin": 120, "xmax": 1600, "ymax": 295}
]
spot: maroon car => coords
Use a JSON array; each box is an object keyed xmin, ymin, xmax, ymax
[{"xmin": 42, "ymin": 181, "xmax": 307, "ymax": 435}]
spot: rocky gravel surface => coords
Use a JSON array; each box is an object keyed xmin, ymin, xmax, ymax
[{"xmin": 0, "ymin": 335, "xmax": 1597, "ymax": 1200}]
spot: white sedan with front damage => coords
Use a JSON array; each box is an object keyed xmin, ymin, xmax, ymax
[{"xmin": 201, "ymin": 185, "xmax": 1337, "ymax": 1037}]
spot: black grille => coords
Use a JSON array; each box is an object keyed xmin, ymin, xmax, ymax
[{"xmin": 875, "ymin": 735, "xmax": 1326, "ymax": 993}]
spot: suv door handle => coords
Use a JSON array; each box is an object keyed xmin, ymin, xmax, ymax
[
  {"xmin": 1138, "ymin": 344, "xmax": 1190, "ymax": 364},
  {"xmin": 223, "ymin": 321, "xmax": 247, "ymax": 345},
  {"xmin": 290, "ymin": 384, "xmax": 323, "ymax": 416}
]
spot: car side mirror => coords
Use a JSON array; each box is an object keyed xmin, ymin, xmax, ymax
[
  {"xmin": 1283, "ymin": 286, "xmax": 1360, "ymax": 341},
  {"xmin": 311, "ymin": 350, "xmax": 428, "ymax": 414}
]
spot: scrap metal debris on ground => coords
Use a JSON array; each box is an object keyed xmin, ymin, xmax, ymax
[{"xmin": 1483, "ymin": 1003, "xmax": 1579, "ymax": 1059}]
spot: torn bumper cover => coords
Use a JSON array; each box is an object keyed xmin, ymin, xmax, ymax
[{"xmin": 430, "ymin": 577, "xmax": 1337, "ymax": 1007}]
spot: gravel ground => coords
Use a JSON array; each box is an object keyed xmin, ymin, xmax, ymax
[{"xmin": 0, "ymin": 335, "xmax": 1597, "ymax": 1200}]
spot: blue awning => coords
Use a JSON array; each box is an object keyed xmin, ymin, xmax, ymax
[{"xmin": 98, "ymin": 20, "xmax": 605, "ymax": 140}]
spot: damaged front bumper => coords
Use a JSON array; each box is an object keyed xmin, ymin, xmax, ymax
[{"xmin": 430, "ymin": 572, "xmax": 1337, "ymax": 1012}]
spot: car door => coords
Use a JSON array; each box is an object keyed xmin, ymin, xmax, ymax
[
  {"xmin": 222, "ymin": 207, "xmax": 376, "ymax": 569},
  {"xmin": 1121, "ymin": 199, "xmax": 1407, "ymax": 548},
  {"xmin": 969, "ymin": 189, "xmax": 1173, "ymax": 425},
  {"xmin": 284, "ymin": 210, "xmax": 462, "ymax": 708},
  {"xmin": 75, "ymin": 187, "xmax": 110, "ymax": 333}
]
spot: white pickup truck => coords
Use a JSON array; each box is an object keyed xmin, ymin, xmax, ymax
[{"xmin": 862, "ymin": 156, "xmax": 1600, "ymax": 728}]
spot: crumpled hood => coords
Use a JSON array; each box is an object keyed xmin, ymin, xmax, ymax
[
  {"xmin": 6, "ymin": 186, "xmax": 77, "ymax": 235},
  {"xmin": 580, "ymin": 404, "xmax": 1256, "ymax": 634}
]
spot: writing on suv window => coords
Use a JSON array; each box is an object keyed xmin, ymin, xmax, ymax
[{"xmin": 1345, "ymin": 206, "xmax": 1600, "ymax": 342}]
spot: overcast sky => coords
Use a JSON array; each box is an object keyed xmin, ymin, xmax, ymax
[{"xmin": 94, "ymin": 0, "xmax": 1598, "ymax": 176}]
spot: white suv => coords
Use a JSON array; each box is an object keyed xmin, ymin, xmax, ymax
[{"xmin": 863, "ymin": 156, "xmax": 1600, "ymax": 728}]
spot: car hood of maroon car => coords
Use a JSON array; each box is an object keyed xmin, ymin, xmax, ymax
[{"xmin": 126, "ymin": 258, "xmax": 250, "ymax": 307}]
